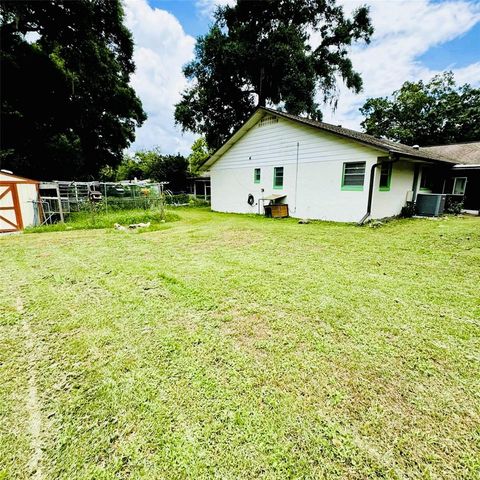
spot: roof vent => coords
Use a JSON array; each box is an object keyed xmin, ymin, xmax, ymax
[
  {"xmin": 412, "ymin": 144, "xmax": 420, "ymax": 150},
  {"xmin": 258, "ymin": 115, "xmax": 278, "ymax": 127}
]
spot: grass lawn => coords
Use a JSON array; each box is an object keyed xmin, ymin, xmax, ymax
[{"xmin": 1, "ymin": 208, "xmax": 479, "ymax": 479}]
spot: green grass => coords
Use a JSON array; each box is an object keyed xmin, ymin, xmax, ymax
[
  {"xmin": 24, "ymin": 208, "xmax": 179, "ymax": 233},
  {"xmin": 1, "ymin": 209, "xmax": 479, "ymax": 479}
]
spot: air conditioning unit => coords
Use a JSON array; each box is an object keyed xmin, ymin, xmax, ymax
[{"xmin": 416, "ymin": 193, "xmax": 446, "ymax": 217}]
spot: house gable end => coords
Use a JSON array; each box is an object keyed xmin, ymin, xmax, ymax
[{"xmin": 209, "ymin": 112, "xmax": 385, "ymax": 172}]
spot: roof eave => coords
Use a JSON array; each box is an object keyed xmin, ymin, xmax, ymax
[
  {"xmin": 0, "ymin": 170, "xmax": 40, "ymax": 183},
  {"xmin": 389, "ymin": 149, "xmax": 458, "ymax": 165},
  {"xmin": 200, "ymin": 106, "xmax": 460, "ymax": 169},
  {"xmin": 453, "ymin": 163, "xmax": 480, "ymax": 168}
]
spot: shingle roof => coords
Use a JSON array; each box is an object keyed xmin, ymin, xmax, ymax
[
  {"xmin": 202, "ymin": 107, "xmax": 476, "ymax": 169},
  {"xmin": 421, "ymin": 142, "xmax": 480, "ymax": 165},
  {"xmin": 263, "ymin": 108, "xmax": 459, "ymax": 164}
]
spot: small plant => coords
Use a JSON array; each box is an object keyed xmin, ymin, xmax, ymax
[
  {"xmin": 445, "ymin": 197, "xmax": 464, "ymax": 215},
  {"xmin": 400, "ymin": 201, "xmax": 416, "ymax": 218},
  {"xmin": 83, "ymin": 199, "xmax": 103, "ymax": 227},
  {"xmin": 367, "ymin": 219, "xmax": 384, "ymax": 228},
  {"xmin": 188, "ymin": 197, "xmax": 210, "ymax": 207}
]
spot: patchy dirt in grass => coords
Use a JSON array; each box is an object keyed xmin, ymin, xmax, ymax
[
  {"xmin": 219, "ymin": 310, "xmax": 273, "ymax": 358},
  {"xmin": 208, "ymin": 229, "xmax": 265, "ymax": 249}
]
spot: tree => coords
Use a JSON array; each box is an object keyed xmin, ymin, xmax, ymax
[
  {"xmin": 141, "ymin": 151, "xmax": 189, "ymax": 192},
  {"xmin": 360, "ymin": 72, "xmax": 480, "ymax": 146},
  {"xmin": 114, "ymin": 155, "xmax": 146, "ymax": 181},
  {"xmin": 187, "ymin": 138, "xmax": 210, "ymax": 174},
  {"xmin": 175, "ymin": 0, "xmax": 373, "ymax": 150},
  {"xmin": 0, "ymin": 0, "xmax": 146, "ymax": 180},
  {"xmin": 113, "ymin": 149, "xmax": 189, "ymax": 192}
]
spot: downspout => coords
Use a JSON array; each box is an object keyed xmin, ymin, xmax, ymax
[
  {"xmin": 293, "ymin": 142, "xmax": 299, "ymax": 213},
  {"xmin": 358, "ymin": 153, "xmax": 399, "ymax": 225},
  {"xmin": 411, "ymin": 164, "xmax": 420, "ymax": 201}
]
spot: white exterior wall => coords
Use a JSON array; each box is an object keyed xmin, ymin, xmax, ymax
[
  {"xmin": 210, "ymin": 118, "xmax": 415, "ymax": 222},
  {"xmin": 371, "ymin": 160, "xmax": 415, "ymax": 219}
]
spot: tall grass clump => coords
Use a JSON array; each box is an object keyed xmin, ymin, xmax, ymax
[{"xmin": 25, "ymin": 208, "xmax": 179, "ymax": 233}]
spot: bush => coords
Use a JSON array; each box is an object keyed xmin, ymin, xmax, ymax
[
  {"xmin": 188, "ymin": 197, "xmax": 210, "ymax": 207},
  {"xmin": 165, "ymin": 193, "xmax": 190, "ymax": 205},
  {"xmin": 400, "ymin": 201, "xmax": 416, "ymax": 218},
  {"xmin": 164, "ymin": 194, "xmax": 211, "ymax": 206},
  {"xmin": 99, "ymin": 197, "xmax": 164, "ymax": 211},
  {"xmin": 445, "ymin": 197, "xmax": 464, "ymax": 215}
]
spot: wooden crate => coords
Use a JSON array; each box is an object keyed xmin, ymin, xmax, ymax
[{"xmin": 265, "ymin": 204, "xmax": 289, "ymax": 218}]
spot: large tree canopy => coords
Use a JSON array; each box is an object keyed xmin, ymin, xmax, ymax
[
  {"xmin": 105, "ymin": 149, "xmax": 189, "ymax": 193},
  {"xmin": 360, "ymin": 72, "xmax": 480, "ymax": 146},
  {"xmin": 0, "ymin": 0, "xmax": 146, "ymax": 180},
  {"xmin": 175, "ymin": 0, "xmax": 373, "ymax": 150}
]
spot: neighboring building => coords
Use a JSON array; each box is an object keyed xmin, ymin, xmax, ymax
[
  {"xmin": 201, "ymin": 107, "xmax": 479, "ymax": 222},
  {"xmin": 423, "ymin": 142, "xmax": 480, "ymax": 212},
  {"xmin": 0, "ymin": 170, "xmax": 40, "ymax": 233},
  {"xmin": 188, "ymin": 172, "xmax": 211, "ymax": 201}
]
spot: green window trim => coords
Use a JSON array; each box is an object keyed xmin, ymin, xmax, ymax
[
  {"xmin": 341, "ymin": 184, "xmax": 364, "ymax": 191},
  {"xmin": 379, "ymin": 163, "xmax": 392, "ymax": 191},
  {"xmin": 273, "ymin": 166, "xmax": 284, "ymax": 189},
  {"xmin": 341, "ymin": 162, "xmax": 365, "ymax": 191},
  {"xmin": 254, "ymin": 168, "xmax": 261, "ymax": 184}
]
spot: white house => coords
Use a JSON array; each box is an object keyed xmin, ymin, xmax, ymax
[
  {"xmin": 0, "ymin": 170, "xmax": 40, "ymax": 232},
  {"xmin": 201, "ymin": 107, "xmax": 475, "ymax": 222}
]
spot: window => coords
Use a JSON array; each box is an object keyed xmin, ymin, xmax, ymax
[
  {"xmin": 254, "ymin": 168, "xmax": 261, "ymax": 183},
  {"xmin": 420, "ymin": 167, "xmax": 434, "ymax": 191},
  {"xmin": 379, "ymin": 163, "xmax": 392, "ymax": 191},
  {"xmin": 452, "ymin": 177, "xmax": 467, "ymax": 195},
  {"xmin": 273, "ymin": 167, "xmax": 284, "ymax": 189},
  {"xmin": 341, "ymin": 162, "xmax": 366, "ymax": 191}
]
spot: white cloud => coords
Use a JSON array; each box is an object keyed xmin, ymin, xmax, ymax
[
  {"xmin": 124, "ymin": 0, "xmax": 196, "ymax": 154},
  {"xmin": 125, "ymin": 0, "xmax": 480, "ymax": 154},
  {"xmin": 321, "ymin": 0, "xmax": 480, "ymax": 130},
  {"xmin": 196, "ymin": 0, "xmax": 235, "ymax": 17},
  {"xmin": 445, "ymin": 62, "xmax": 480, "ymax": 85}
]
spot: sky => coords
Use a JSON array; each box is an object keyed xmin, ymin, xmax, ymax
[{"xmin": 124, "ymin": 0, "xmax": 480, "ymax": 154}]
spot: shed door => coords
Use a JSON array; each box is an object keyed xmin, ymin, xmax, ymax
[{"xmin": 0, "ymin": 183, "xmax": 23, "ymax": 232}]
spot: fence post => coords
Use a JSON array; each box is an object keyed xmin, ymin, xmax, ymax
[
  {"xmin": 104, "ymin": 183, "xmax": 108, "ymax": 212},
  {"xmin": 56, "ymin": 184, "xmax": 64, "ymax": 223}
]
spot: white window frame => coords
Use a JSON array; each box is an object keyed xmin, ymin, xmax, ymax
[{"xmin": 452, "ymin": 177, "xmax": 467, "ymax": 195}]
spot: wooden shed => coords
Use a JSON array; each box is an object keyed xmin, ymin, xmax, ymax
[{"xmin": 0, "ymin": 170, "xmax": 40, "ymax": 233}]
